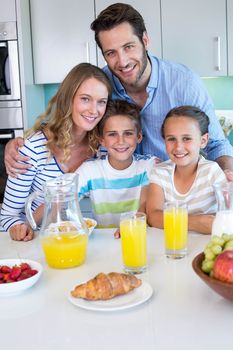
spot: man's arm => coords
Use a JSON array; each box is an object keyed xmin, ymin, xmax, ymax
[
  {"xmin": 4, "ymin": 137, "xmax": 31, "ymax": 177},
  {"xmin": 215, "ymin": 155, "xmax": 233, "ymax": 180}
]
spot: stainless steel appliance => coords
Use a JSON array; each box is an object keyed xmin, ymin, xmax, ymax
[{"xmin": 0, "ymin": 22, "xmax": 24, "ymax": 202}]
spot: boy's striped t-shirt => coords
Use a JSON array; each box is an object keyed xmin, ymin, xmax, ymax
[{"xmin": 77, "ymin": 154, "xmax": 156, "ymax": 227}]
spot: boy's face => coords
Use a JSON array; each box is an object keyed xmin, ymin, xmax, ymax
[{"xmin": 100, "ymin": 115, "xmax": 142, "ymax": 170}]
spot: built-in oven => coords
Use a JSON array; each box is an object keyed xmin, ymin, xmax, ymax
[
  {"xmin": 0, "ymin": 21, "xmax": 21, "ymax": 102},
  {"xmin": 0, "ymin": 22, "xmax": 24, "ymax": 203}
]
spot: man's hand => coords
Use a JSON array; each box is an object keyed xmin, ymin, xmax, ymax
[
  {"xmin": 224, "ymin": 169, "xmax": 233, "ymax": 182},
  {"xmin": 9, "ymin": 223, "xmax": 34, "ymax": 241},
  {"xmin": 4, "ymin": 137, "xmax": 31, "ymax": 177}
]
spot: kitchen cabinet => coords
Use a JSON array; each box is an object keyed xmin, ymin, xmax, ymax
[
  {"xmin": 161, "ymin": 0, "xmax": 227, "ymax": 77},
  {"xmin": 30, "ymin": 0, "xmax": 97, "ymax": 84},
  {"xmin": 0, "ymin": 0, "xmax": 16, "ymax": 22},
  {"xmin": 228, "ymin": 0, "xmax": 233, "ymax": 76},
  {"xmin": 95, "ymin": 0, "xmax": 162, "ymax": 68}
]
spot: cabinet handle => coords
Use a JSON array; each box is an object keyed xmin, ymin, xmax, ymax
[
  {"xmin": 215, "ymin": 36, "xmax": 221, "ymax": 71},
  {"xmin": 86, "ymin": 42, "xmax": 90, "ymax": 63},
  {"xmin": 0, "ymin": 133, "xmax": 14, "ymax": 139}
]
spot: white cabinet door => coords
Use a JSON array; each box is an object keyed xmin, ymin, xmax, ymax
[
  {"xmin": 0, "ymin": 0, "xmax": 16, "ymax": 22},
  {"xmin": 30, "ymin": 0, "xmax": 97, "ymax": 84},
  {"xmin": 227, "ymin": 0, "xmax": 233, "ymax": 76},
  {"xmin": 161, "ymin": 0, "xmax": 227, "ymax": 77},
  {"xmin": 95, "ymin": 0, "xmax": 162, "ymax": 68}
]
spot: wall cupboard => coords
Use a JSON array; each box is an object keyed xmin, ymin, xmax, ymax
[
  {"xmin": 0, "ymin": 0, "xmax": 16, "ymax": 22},
  {"xmin": 30, "ymin": 0, "xmax": 97, "ymax": 84},
  {"xmin": 29, "ymin": 0, "xmax": 233, "ymax": 83},
  {"xmin": 227, "ymin": 0, "xmax": 233, "ymax": 76}
]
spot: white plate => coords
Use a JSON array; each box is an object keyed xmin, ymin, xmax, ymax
[
  {"xmin": 68, "ymin": 281, "xmax": 153, "ymax": 312},
  {"xmin": 0, "ymin": 259, "xmax": 43, "ymax": 297},
  {"xmin": 84, "ymin": 218, "xmax": 97, "ymax": 236}
]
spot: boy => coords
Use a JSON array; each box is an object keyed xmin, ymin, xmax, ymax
[{"xmin": 77, "ymin": 100, "xmax": 158, "ymax": 232}]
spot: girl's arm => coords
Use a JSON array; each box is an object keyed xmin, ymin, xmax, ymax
[
  {"xmin": 188, "ymin": 214, "xmax": 215, "ymax": 234},
  {"xmin": 146, "ymin": 183, "xmax": 165, "ymax": 228}
]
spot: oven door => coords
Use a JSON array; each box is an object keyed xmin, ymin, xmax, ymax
[
  {"xmin": 0, "ymin": 129, "xmax": 23, "ymax": 202},
  {"xmin": 0, "ymin": 40, "xmax": 21, "ymax": 101}
]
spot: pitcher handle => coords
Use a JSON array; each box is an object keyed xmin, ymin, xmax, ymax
[{"xmin": 25, "ymin": 191, "xmax": 40, "ymax": 230}]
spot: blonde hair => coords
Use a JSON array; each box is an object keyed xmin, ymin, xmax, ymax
[{"xmin": 25, "ymin": 63, "xmax": 112, "ymax": 162}]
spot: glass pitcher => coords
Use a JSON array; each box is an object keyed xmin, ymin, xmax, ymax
[
  {"xmin": 212, "ymin": 182, "xmax": 233, "ymax": 236},
  {"xmin": 26, "ymin": 173, "xmax": 88, "ymax": 269}
]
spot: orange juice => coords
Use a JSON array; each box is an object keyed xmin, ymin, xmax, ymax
[
  {"xmin": 120, "ymin": 216, "xmax": 147, "ymax": 272},
  {"xmin": 41, "ymin": 233, "xmax": 88, "ymax": 268},
  {"xmin": 164, "ymin": 207, "xmax": 188, "ymax": 254}
]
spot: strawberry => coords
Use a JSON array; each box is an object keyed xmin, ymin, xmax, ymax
[
  {"xmin": 1, "ymin": 265, "xmax": 12, "ymax": 274},
  {"xmin": 3, "ymin": 273, "xmax": 10, "ymax": 282},
  {"xmin": 0, "ymin": 272, "xmax": 4, "ymax": 280},
  {"xmin": 20, "ymin": 263, "xmax": 31, "ymax": 271},
  {"xmin": 10, "ymin": 266, "xmax": 22, "ymax": 281}
]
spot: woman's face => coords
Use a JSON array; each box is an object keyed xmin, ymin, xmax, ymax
[{"xmin": 72, "ymin": 77, "xmax": 109, "ymax": 132}]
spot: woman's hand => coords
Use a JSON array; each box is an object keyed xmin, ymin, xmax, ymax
[
  {"xmin": 9, "ymin": 223, "xmax": 34, "ymax": 241},
  {"xmin": 4, "ymin": 138, "xmax": 31, "ymax": 177}
]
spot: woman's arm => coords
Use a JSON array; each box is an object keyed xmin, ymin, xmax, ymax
[{"xmin": 0, "ymin": 139, "xmax": 37, "ymax": 238}]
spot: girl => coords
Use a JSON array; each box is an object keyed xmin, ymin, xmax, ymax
[
  {"xmin": 146, "ymin": 105, "xmax": 227, "ymax": 234},
  {"xmin": 0, "ymin": 63, "xmax": 112, "ymax": 241}
]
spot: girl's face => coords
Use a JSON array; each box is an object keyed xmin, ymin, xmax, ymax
[
  {"xmin": 163, "ymin": 116, "xmax": 208, "ymax": 168},
  {"xmin": 100, "ymin": 115, "xmax": 142, "ymax": 169},
  {"xmin": 72, "ymin": 77, "xmax": 109, "ymax": 133}
]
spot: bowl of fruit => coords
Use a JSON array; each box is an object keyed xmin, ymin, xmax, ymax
[
  {"xmin": 0, "ymin": 259, "xmax": 43, "ymax": 296},
  {"xmin": 192, "ymin": 234, "xmax": 233, "ymax": 301}
]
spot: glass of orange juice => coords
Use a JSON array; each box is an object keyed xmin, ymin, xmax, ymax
[
  {"xmin": 163, "ymin": 202, "xmax": 188, "ymax": 258},
  {"xmin": 120, "ymin": 212, "xmax": 147, "ymax": 274}
]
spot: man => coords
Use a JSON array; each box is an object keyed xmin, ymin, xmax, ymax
[
  {"xmin": 5, "ymin": 3, "xmax": 233, "ymax": 177},
  {"xmin": 91, "ymin": 3, "xmax": 233, "ymax": 173}
]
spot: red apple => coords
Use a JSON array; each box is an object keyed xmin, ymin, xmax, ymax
[{"xmin": 213, "ymin": 250, "xmax": 233, "ymax": 283}]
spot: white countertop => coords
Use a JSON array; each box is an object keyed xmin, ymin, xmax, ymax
[{"xmin": 0, "ymin": 228, "xmax": 232, "ymax": 350}]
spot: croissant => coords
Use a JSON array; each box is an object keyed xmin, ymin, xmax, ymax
[{"xmin": 71, "ymin": 272, "xmax": 142, "ymax": 300}]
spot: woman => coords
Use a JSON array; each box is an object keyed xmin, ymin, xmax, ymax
[{"xmin": 0, "ymin": 63, "xmax": 112, "ymax": 241}]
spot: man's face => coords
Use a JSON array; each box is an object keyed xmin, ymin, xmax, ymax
[{"xmin": 98, "ymin": 22, "xmax": 150, "ymax": 88}]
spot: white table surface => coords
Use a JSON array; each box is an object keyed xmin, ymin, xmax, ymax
[{"xmin": 0, "ymin": 228, "xmax": 232, "ymax": 350}]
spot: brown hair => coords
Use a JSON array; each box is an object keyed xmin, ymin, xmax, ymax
[
  {"xmin": 98, "ymin": 99, "xmax": 141, "ymax": 137},
  {"xmin": 161, "ymin": 105, "xmax": 210, "ymax": 138},
  {"xmin": 26, "ymin": 63, "xmax": 112, "ymax": 161},
  {"xmin": 91, "ymin": 3, "xmax": 147, "ymax": 50}
]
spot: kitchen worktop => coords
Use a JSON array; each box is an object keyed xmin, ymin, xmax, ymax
[{"xmin": 0, "ymin": 228, "xmax": 232, "ymax": 350}]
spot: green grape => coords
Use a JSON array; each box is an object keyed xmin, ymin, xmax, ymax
[
  {"xmin": 201, "ymin": 259, "xmax": 214, "ymax": 274},
  {"xmin": 206, "ymin": 241, "xmax": 214, "ymax": 249},
  {"xmin": 222, "ymin": 233, "xmax": 232, "ymax": 243},
  {"xmin": 211, "ymin": 235, "xmax": 225, "ymax": 246},
  {"xmin": 204, "ymin": 248, "xmax": 215, "ymax": 261},
  {"xmin": 224, "ymin": 240, "xmax": 233, "ymax": 251},
  {"xmin": 211, "ymin": 244, "xmax": 222, "ymax": 255}
]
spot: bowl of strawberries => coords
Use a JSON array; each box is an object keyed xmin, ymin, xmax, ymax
[{"xmin": 0, "ymin": 259, "xmax": 43, "ymax": 296}]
